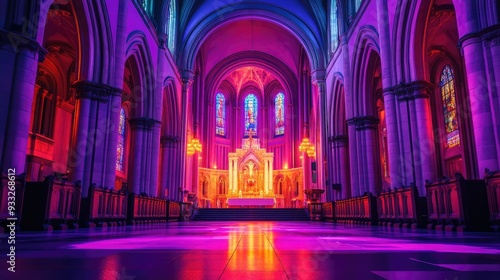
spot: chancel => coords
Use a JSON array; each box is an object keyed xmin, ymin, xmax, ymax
[{"xmin": 1, "ymin": 0, "xmax": 500, "ymax": 279}]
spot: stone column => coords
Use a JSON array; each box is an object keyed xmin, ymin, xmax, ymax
[
  {"xmin": 160, "ymin": 135, "xmax": 179, "ymax": 199},
  {"xmin": 0, "ymin": 34, "xmax": 46, "ymax": 173},
  {"xmin": 376, "ymin": 0, "xmax": 402, "ymax": 187},
  {"xmin": 332, "ymin": 136, "xmax": 349, "ymax": 199},
  {"xmin": 150, "ymin": 123, "xmax": 161, "ymax": 196},
  {"xmin": 128, "ymin": 118, "xmax": 156, "ymax": 194},
  {"xmin": 228, "ymin": 157, "xmax": 233, "ymax": 192},
  {"xmin": 72, "ymin": 81, "xmax": 118, "ymax": 196},
  {"xmin": 312, "ymin": 75, "xmax": 327, "ymax": 200},
  {"xmin": 233, "ymin": 158, "xmax": 238, "ymax": 193},
  {"xmin": 180, "ymin": 70, "xmax": 194, "ymax": 194},
  {"xmin": 269, "ymin": 158, "xmax": 274, "ymax": 194}
]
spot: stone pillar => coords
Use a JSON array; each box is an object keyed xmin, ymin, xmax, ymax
[
  {"xmin": 128, "ymin": 118, "xmax": 157, "ymax": 194},
  {"xmin": 0, "ymin": 34, "xmax": 46, "ymax": 173},
  {"xmin": 161, "ymin": 135, "xmax": 180, "ymax": 199},
  {"xmin": 150, "ymin": 123, "xmax": 161, "ymax": 196},
  {"xmin": 335, "ymin": 136, "xmax": 350, "ymax": 199},
  {"xmin": 312, "ymin": 75, "xmax": 327, "ymax": 200},
  {"xmin": 72, "ymin": 81, "xmax": 119, "ymax": 196},
  {"xmin": 180, "ymin": 71, "xmax": 194, "ymax": 193},
  {"xmin": 269, "ymin": 158, "xmax": 274, "ymax": 194},
  {"xmin": 376, "ymin": 0, "xmax": 402, "ymax": 188},
  {"xmin": 233, "ymin": 158, "xmax": 238, "ymax": 192},
  {"xmin": 228, "ymin": 157, "xmax": 233, "ymax": 192}
]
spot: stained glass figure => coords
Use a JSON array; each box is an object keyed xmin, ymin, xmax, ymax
[
  {"xmin": 440, "ymin": 65, "xmax": 460, "ymax": 148},
  {"xmin": 275, "ymin": 92, "xmax": 285, "ymax": 135},
  {"xmin": 244, "ymin": 94, "xmax": 258, "ymax": 136},
  {"xmin": 116, "ymin": 108, "xmax": 126, "ymax": 171},
  {"xmin": 216, "ymin": 93, "xmax": 225, "ymax": 136}
]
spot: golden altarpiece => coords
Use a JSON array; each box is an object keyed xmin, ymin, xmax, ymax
[{"xmin": 198, "ymin": 134, "xmax": 304, "ymax": 208}]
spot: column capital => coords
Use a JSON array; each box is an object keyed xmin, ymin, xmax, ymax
[
  {"xmin": 458, "ymin": 23, "xmax": 500, "ymax": 49},
  {"xmin": 311, "ymin": 69, "xmax": 326, "ymax": 85},
  {"xmin": 393, "ymin": 81, "xmax": 433, "ymax": 101},
  {"xmin": 347, "ymin": 116, "xmax": 379, "ymax": 130},
  {"xmin": 181, "ymin": 69, "xmax": 195, "ymax": 85},
  {"xmin": 129, "ymin": 117, "xmax": 161, "ymax": 131},
  {"xmin": 73, "ymin": 80, "xmax": 122, "ymax": 102},
  {"xmin": 0, "ymin": 29, "xmax": 47, "ymax": 61},
  {"xmin": 328, "ymin": 135, "xmax": 348, "ymax": 147},
  {"xmin": 161, "ymin": 135, "xmax": 180, "ymax": 148}
]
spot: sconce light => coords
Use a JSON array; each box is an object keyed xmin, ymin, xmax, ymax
[{"xmin": 187, "ymin": 138, "xmax": 202, "ymax": 155}]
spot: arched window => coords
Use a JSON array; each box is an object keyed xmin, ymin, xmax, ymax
[
  {"xmin": 116, "ymin": 108, "xmax": 126, "ymax": 171},
  {"xmin": 215, "ymin": 93, "xmax": 226, "ymax": 136},
  {"xmin": 355, "ymin": 0, "xmax": 363, "ymax": 12},
  {"xmin": 141, "ymin": 0, "xmax": 153, "ymax": 16},
  {"xmin": 168, "ymin": 0, "xmax": 176, "ymax": 54},
  {"xmin": 330, "ymin": 0, "xmax": 339, "ymax": 53},
  {"xmin": 275, "ymin": 92, "xmax": 285, "ymax": 135},
  {"xmin": 440, "ymin": 65, "xmax": 460, "ymax": 148},
  {"xmin": 244, "ymin": 94, "xmax": 258, "ymax": 136}
]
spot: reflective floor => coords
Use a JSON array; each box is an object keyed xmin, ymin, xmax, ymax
[{"xmin": 1, "ymin": 222, "xmax": 500, "ymax": 279}]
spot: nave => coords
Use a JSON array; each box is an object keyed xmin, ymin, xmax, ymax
[{"xmin": 1, "ymin": 222, "xmax": 500, "ymax": 280}]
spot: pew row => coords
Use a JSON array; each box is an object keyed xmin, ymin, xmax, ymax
[
  {"xmin": 333, "ymin": 193, "xmax": 378, "ymax": 225},
  {"xmin": 80, "ymin": 185, "xmax": 128, "ymax": 227},
  {"xmin": 485, "ymin": 170, "xmax": 500, "ymax": 230},
  {"xmin": 377, "ymin": 186, "xmax": 427, "ymax": 229},
  {"xmin": 21, "ymin": 176, "xmax": 81, "ymax": 230},
  {"xmin": 425, "ymin": 173, "xmax": 489, "ymax": 231},
  {"xmin": 0, "ymin": 175, "xmax": 26, "ymax": 233},
  {"xmin": 127, "ymin": 193, "xmax": 167, "ymax": 224}
]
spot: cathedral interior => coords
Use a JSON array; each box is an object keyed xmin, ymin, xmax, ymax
[{"xmin": 1, "ymin": 0, "xmax": 500, "ymax": 279}]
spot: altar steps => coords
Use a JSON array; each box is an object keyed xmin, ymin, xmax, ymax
[{"xmin": 192, "ymin": 208, "xmax": 310, "ymax": 221}]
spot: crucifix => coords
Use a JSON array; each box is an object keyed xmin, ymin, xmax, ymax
[{"xmin": 248, "ymin": 129, "xmax": 255, "ymax": 148}]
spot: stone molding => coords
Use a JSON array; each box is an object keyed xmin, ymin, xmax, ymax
[
  {"xmin": 0, "ymin": 29, "xmax": 47, "ymax": 61},
  {"xmin": 393, "ymin": 81, "xmax": 433, "ymax": 101},
  {"xmin": 73, "ymin": 80, "xmax": 122, "ymax": 102},
  {"xmin": 129, "ymin": 117, "xmax": 160, "ymax": 131},
  {"xmin": 347, "ymin": 116, "xmax": 379, "ymax": 130},
  {"xmin": 161, "ymin": 135, "xmax": 181, "ymax": 148}
]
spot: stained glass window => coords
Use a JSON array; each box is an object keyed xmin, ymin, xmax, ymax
[
  {"xmin": 440, "ymin": 65, "xmax": 460, "ymax": 148},
  {"xmin": 275, "ymin": 92, "xmax": 285, "ymax": 135},
  {"xmin": 116, "ymin": 108, "xmax": 126, "ymax": 171},
  {"xmin": 216, "ymin": 93, "xmax": 225, "ymax": 136},
  {"xmin": 330, "ymin": 0, "xmax": 339, "ymax": 52},
  {"xmin": 168, "ymin": 0, "xmax": 176, "ymax": 54},
  {"xmin": 244, "ymin": 94, "xmax": 258, "ymax": 136}
]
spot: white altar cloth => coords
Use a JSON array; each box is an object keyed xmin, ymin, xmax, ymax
[{"xmin": 227, "ymin": 197, "xmax": 275, "ymax": 206}]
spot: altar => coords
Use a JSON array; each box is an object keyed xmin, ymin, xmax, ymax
[{"xmin": 227, "ymin": 197, "xmax": 276, "ymax": 208}]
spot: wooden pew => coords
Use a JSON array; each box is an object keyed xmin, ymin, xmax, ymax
[
  {"xmin": 485, "ymin": 170, "xmax": 500, "ymax": 230},
  {"xmin": 127, "ymin": 193, "xmax": 168, "ymax": 224},
  {"xmin": 21, "ymin": 176, "xmax": 81, "ymax": 230},
  {"xmin": 377, "ymin": 186, "xmax": 427, "ymax": 229},
  {"xmin": 0, "ymin": 174, "xmax": 26, "ymax": 233},
  {"xmin": 166, "ymin": 200, "xmax": 181, "ymax": 222},
  {"xmin": 80, "ymin": 185, "xmax": 128, "ymax": 228},
  {"xmin": 333, "ymin": 193, "xmax": 377, "ymax": 225},
  {"xmin": 322, "ymin": 202, "xmax": 334, "ymax": 222},
  {"xmin": 425, "ymin": 173, "xmax": 489, "ymax": 231}
]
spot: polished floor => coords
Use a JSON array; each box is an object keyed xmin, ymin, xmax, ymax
[{"xmin": 2, "ymin": 222, "xmax": 500, "ymax": 280}]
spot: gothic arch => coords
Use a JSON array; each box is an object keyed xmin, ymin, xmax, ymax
[
  {"xmin": 179, "ymin": 3, "xmax": 325, "ymax": 72},
  {"xmin": 124, "ymin": 31, "xmax": 156, "ymax": 119}
]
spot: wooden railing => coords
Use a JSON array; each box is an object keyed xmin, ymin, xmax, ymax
[
  {"xmin": 426, "ymin": 173, "xmax": 489, "ymax": 231},
  {"xmin": 166, "ymin": 200, "xmax": 181, "ymax": 222},
  {"xmin": 21, "ymin": 176, "xmax": 81, "ymax": 230},
  {"xmin": 485, "ymin": 170, "xmax": 500, "ymax": 229},
  {"xmin": 80, "ymin": 185, "xmax": 128, "ymax": 227},
  {"xmin": 333, "ymin": 193, "xmax": 378, "ymax": 225},
  {"xmin": 322, "ymin": 202, "xmax": 334, "ymax": 221},
  {"xmin": 377, "ymin": 186, "xmax": 427, "ymax": 228},
  {"xmin": 127, "ymin": 193, "xmax": 167, "ymax": 224}
]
